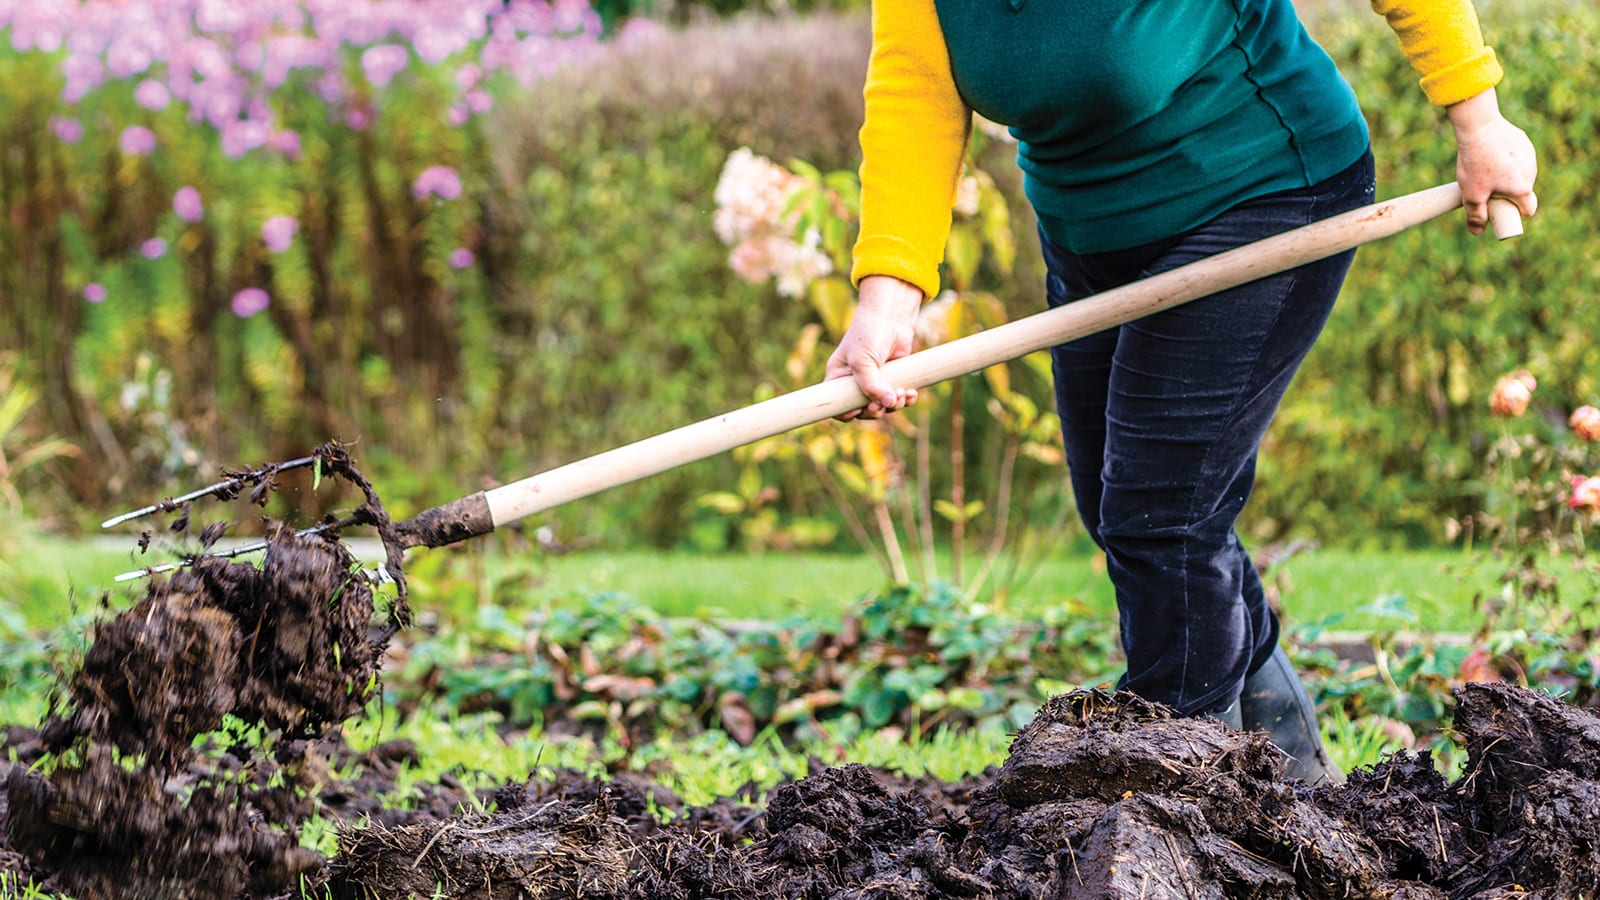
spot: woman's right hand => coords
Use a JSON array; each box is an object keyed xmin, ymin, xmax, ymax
[
  {"xmin": 825, "ymin": 275, "xmax": 924, "ymax": 421},
  {"xmin": 1448, "ymin": 87, "xmax": 1538, "ymax": 234}
]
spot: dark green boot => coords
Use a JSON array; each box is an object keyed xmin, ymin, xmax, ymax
[{"xmin": 1241, "ymin": 646, "xmax": 1343, "ymax": 785}]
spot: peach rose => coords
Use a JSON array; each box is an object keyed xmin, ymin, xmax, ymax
[
  {"xmin": 1571, "ymin": 475, "xmax": 1600, "ymax": 513},
  {"xmin": 1488, "ymin": 370, "xmax": 1537, "ymax": 417},
  {"xmin": 1570, "ymin": 405, "xmax": 1600, "ymax": 442}
]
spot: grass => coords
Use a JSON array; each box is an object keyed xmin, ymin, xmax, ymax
[{"xmin": 0, "ymin": 531, "xmax": 1563, "ymax": 637}]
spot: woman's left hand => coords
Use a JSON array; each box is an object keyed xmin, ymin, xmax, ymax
[{"xmin": 1448, "ymin": 87, "xmax": 1538, "ymax": 235}]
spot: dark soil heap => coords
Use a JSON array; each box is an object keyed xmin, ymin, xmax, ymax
[
  {"xmin": 2, "ymin": 529, "xmax": 388, "ymax": 900},
  {"xmin": 319, "ymin": 684, "xmax": 1600, "ymax": 900}
]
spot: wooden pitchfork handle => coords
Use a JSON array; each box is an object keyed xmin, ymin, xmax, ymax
[{"xmin": 393, "ymin": 186, "xmax": 1524, "ymax": 550}]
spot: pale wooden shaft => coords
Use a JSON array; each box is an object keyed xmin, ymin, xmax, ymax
[{"xmin": 1488, "ymin": 197, "xmax": 1523, "ymax": 239}]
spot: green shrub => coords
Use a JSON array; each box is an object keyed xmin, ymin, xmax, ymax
[
  {"xmin": 474, "ymin": 14, "xmax": 875, "ymax": 543},
  {"xmin": 1252, "ymin": 0, "xmax": 1600, "ymax": 546}
]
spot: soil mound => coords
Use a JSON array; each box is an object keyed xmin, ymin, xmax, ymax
[
  {"xmin": 320, "ymin": 684, "xmax": 1600, "ymax": 899},
  {"xmin": 2, "ymin": 528, "xmax": 388, "ymax": 900}
]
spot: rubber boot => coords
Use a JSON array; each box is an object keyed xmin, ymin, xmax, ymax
[
  {"xmin": 1204, "ymin": 699, "xmax": 1243, "ymax": 731},
  {"xmin": 1241, "ymin": 646, "xmax": 1343, "ymax": 785}
]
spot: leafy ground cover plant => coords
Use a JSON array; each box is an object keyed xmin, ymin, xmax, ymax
[{"xmin": 392, "ymin": 581, "xmax": 1119, "ymax": 754}]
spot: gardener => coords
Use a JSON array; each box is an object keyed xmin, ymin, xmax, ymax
[{"xmin": 827, "ymin": 0, "xmax": 1537, "ymax": 782}]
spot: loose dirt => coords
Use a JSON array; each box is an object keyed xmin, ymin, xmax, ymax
[
  {"xmin": 5, "ymin": 447, "xmax": 1600, "ymax": 897},
  {"xmin": 8, "ymin": 646, "xmax": 1600, "ymax": 897}
]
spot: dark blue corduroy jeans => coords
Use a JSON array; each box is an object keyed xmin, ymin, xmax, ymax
[{"xmin": 1041, "ymin": 150, "xmax": 1375, "ymax": 717}]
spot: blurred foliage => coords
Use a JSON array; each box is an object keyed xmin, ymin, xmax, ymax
[
  {"xmin": 698, "ymin": 138, "xmax": 1075, "ymax": 602},
  {"xmin": 480, "ymin": 14, "xmax": 873, "ymax": 543},
  {"xmin": 1256, "ymin": 0, "xmax": 1600, "ymax": 547},
  {"xmin": 0, "ymin": 2, "xmax": 1595, "ymax": 552}
]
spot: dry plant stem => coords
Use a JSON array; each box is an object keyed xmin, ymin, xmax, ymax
[
  {"xmin": 950, "ymin": 378, "xmax": 966, "ymax": 587},
  {"xmin": 966, "ymin": 436, "xmax": 1021, "ymax": 603},
  {"xmin": 875, "ymin": 500, "xmax": 909, "ymax": 585},
  {"xmin": 811, "ymin": 457, "xmax": 890, "ymax": 576},
  {"xmin": 894, "ymin": 474, "xmax": 925, "ymax": 585},
  {"xmin": 916, "ymin": 405, "xmax": 937, "ymax": 586}
]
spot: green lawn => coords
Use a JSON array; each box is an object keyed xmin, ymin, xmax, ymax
[{"xmin": 2, "ymin": 532, "xmax": 1568, "ymax": 637}]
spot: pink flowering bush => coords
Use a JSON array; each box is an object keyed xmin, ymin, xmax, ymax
[{"xmin": 0, "ymin": 0, "xmax": 632, "ymax": 502}]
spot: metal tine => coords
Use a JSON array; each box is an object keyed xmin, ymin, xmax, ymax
[
  {"xmin": 100, "ymin": 455, "xmax": 318, "ymax": 529},
  {"xmin": 109, "ymin": 516, "xmax": 356, "ymax": 583}
]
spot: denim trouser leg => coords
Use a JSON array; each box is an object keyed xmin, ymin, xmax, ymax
[{"xmin": 1042, "ymin": 152, "xmax": 1375, "ymax": 716}]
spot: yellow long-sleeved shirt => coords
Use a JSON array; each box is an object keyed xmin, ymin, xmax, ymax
[{"xmin": 852, "ymin": 0, "xmax": 1503, "ymax": 298}]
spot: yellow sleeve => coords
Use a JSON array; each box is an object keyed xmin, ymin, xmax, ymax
[
  {"xmin": 1369, "ymin": 0, "xmax": 1503, "ymax": 106},
  {"xmin": 849, "ymin": 0, "xmax": 972, "ymax": 299}
]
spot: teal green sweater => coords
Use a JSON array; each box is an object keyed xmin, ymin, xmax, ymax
[{"xmin": 934, "ymin": 0, "xmax": 1369, "ymax": 254}]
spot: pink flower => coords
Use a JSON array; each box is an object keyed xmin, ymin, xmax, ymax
[
  {"xmin": 220, "ymin": 119, "xmax": 268, "ymax": 158},
  {"xmin": 360, "ymin": 44, "xmax": 409, "ymax": 88},
  {"xmin": 1571, "ymin": 475, "xmax": 1600, "ymax": 513},
  {"xmin": 134, "ymin": 79, "xmax": 170, "ymax": 111},
  {"xmin": 119, "ymin": 125, "xmax": 157, "ymax": 157},
  {"xmin": 345, "ymin": 106, "xmax": 372, "ymax": 131},
  {"xmin": 262, "ymin": 216, "xmax": 299, "ymax": 253},
  {"xmin": 173, "ymin": 186, "xmax": 204, "ymax": 223},
  {"xmin": 141, "ymin": 238, "xmax": 168, "ymax": 259},
  {"xmin": 1488, "ymin": 370, "xmax": 1537, "ymax": 418},
  {"xmin": 83, "ymin": 283, "xmax": 107, "ymax": 304},
  {"xmin": 49, "ymin": 116, "xmax": 83, "ymax": 145},
  {"xmin": 267, "ymin": 129, "xmax": 301, "ymax": 159},
  {"xmin": 448, "ymin": 248, "xmax": 475, "ymax": 269},
  {"xmin": 412, "ymin": 165, "xmax": 462, "ymax": 201},
  {"xmin": 1570, "ymin": 406, "xmax": 1600, "ymax": 442},
  {"xmin": 231, "ymin": 288, "xmax": 270, "ymax": 318}
]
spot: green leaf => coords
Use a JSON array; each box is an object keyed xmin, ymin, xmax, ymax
[
  {"xmin": 833, "ymin": 461, "xmax": 869, "ymax": 496},
  {"xmin": 943, "ymin": 228, "xmax": 981, "ymax": 292},
  {"xmin": 697, "ymin": 492, "xmax": 746, "ymax": 515}
]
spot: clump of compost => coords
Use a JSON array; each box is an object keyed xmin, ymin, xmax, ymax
[{"xmin": 4, "ymin": 517, "xmax": 393, "ymax": 899}]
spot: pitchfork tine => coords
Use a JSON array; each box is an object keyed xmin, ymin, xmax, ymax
[
  {"xmin": 108, "ymin": 517, "xmax": 351, "ymax": 582},
  {"xmin": 100, "ymin": 456, "xmax": 318, "ymax": 528}
]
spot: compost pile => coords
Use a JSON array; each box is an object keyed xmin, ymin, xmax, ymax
[{"xmin": 6, "ymin": 453, "xmax": 1600, "ymax": 897}]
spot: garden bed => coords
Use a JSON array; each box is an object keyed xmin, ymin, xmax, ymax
[{"xmin": 4, "ymin": 525, "xmax": 1600, "ymax": 898}]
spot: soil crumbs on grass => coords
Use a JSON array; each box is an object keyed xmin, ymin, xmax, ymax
[{"xmin": 4, "ymin": 533, "xmax": 1600, "ymax": 897}]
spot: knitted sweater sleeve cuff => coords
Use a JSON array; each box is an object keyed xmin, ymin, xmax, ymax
[
  {"xmin": 1420, "ymin": 46, "xmax": 1503, "ymax": 107},
  {"xmin": 850, "ymin": 234, "xmax": 942, "ymax": 299},
  {"xmin": 1370, "ymin": 0, "xmax": 1504, "ymax": 107}
]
